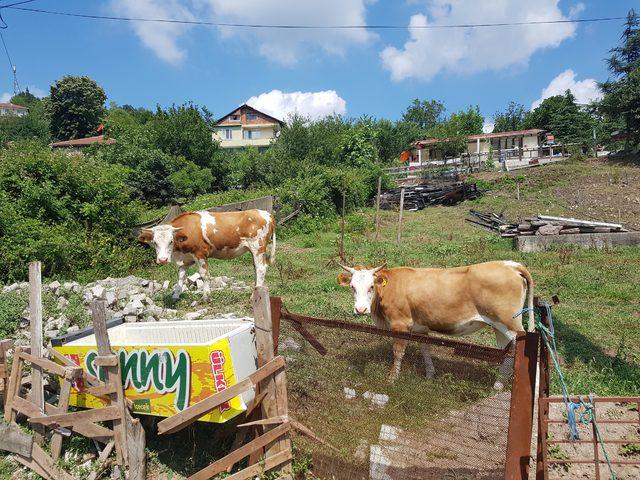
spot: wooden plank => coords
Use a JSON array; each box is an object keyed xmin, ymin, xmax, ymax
[
  {"xmin": 157, "ymin": 356, "xmax": 285, "ymax": 435},
  {"xmin": 187, "ymin": 422, "xmax": 290, "ymax": 480},
  {"xmin": 18, "ymin": 351, "xmax": 82, "ymax": 379},
  {"xmin": 238, "ymin": 415, "xmax": 287, "ymax": 428},
  {"xmin": 48, "ymin": 346, "xmax": 102, "ymax": 387},
  {"xmin": 91, "ymin": 300, "xmax": 128, "ymax": 466},
  {"xmin": 87, "ymin": 441, "xmax": 115, "ymax": 480},
  {"xmin": 50, "ymin": 378, "xmax": 72, "ymax": 460},
  {"xmin": 0, "ymin": 423, "xmax": 33, "ymax": 456},
  {"xmin": 396, "ymin": 187, "xmax": 405, "ymax": 243},
  {"xmin": 86, "ymin": 383, "xmax": 117, "ymax": 396},
  {"xmin": 225, "ymin": 449, "xmax": 293, "ymax": 480},
  {"xmin": 127, "ymin": 417, "xmax": 146, "ymax": 480},
  {"xmin": 29, "ymin": 261, "xmax": 45, "ymax": 445},
  {"xmin": 249, "ymin": 287, "xmax": 291, "ymax": 475},
  {"xmin": 244, "ymin": 391, "xmax": 267, "ymax": 419},
  {"xmin": 94, "ymin": 354, "xmax": 119, "ymax": 367},
  {"xmin": 4, "ymin": 346, "xmax": 23, "ymax": 422},
  {"xmin": 515, "ymin": 232, "xmax": 640, "ymax": 253},
  {"xmin": 537, "ymin": 215, "xmax": 623, "ymax": 229},
  {"xmin": 290, "ymin": 320, "xmax": 327, "ymax": 355},
  {"xmin": 28, "ymin": 405, "xmax": 121, "ymax": 427},
  {"xmin": 290, "ymin": 418, "xmax": 340, "ymax": 453},
  {"xmin": 270, "ymin": 296, "xmax": 282, "ymax": 355},
  {"xmin": 18, "ymin": 442, "xmax": 74, "ymax": 480},
  {"xmin": 281, "ymin": 309, "xmax": 508, "ymax": 363}
]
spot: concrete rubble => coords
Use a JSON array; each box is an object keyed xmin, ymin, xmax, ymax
[{"xmin": 2, "ymin": 274, "xmax": 252, "ymax": 343}]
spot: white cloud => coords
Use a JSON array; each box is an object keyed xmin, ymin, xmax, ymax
[
  {"xmin": 204, "ymin": 0, "xmax": 375, "ymax": 66},
  {"xmin": 380, "ymin": 0, "xmax": 576, "ymax": 82},
  {"xmin": 246, "ymin": 90, "xmax": 347, "ymax": 121},
  {"xmin": 110, "ymin": 0, "xmax": 195, "ymax": 64},
  {"xmin": 531, "ymin": 69, "xmax": 602, "ymax": 109},
  {"xmin": 569, "ymin": 2, "xmax": 586, "ymax": 18},
  {"xmin": 0, "ymin": 85, "xmax": 46, "ymax": 103}
]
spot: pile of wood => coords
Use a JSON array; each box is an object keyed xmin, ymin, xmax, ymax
[
  {"xmin": 380, "ymin": 182, "xmax": 478, "ymax": 211},
  {"xmin": 467, "ymin": 211, "xmax": 629, "ymax": 237}
]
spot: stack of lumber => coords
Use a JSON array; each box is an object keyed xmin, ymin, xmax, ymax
[
  {"xmin": 467, "ymin": 211, "xmax": 628, "ymax": 237},
  {"xmin": 380, "ymin": 182, "xmax": 478, "ymax": 211}
]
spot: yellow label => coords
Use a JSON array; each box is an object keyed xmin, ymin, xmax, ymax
[{"xmin": 54, "ymin": 338, "xmax": 244, "ymax": 423}]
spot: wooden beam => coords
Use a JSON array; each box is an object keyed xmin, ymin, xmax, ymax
[
  {"xmin": 290, "ymin": 418, "xmax": 340, "ymax": 453},
  {"xmin": 91, "ymin": 300, "xmax": 128, "ymax": 466},
  {"xmin": 290, "ymin": 320, "xmax": 327, "ymax": 355},
  {"xmin": 29, "ymin": 405, "xmax": 121, "ymax": 427},
  {"xmin": 15, "ymin": 443, "xmax": 75, "ymax": 480},
  {"xmin": 47, "ymin": 347, "xmax": 102, "ymax": 387},
  {"xmin": 187, "ymin": 422, "xmax": 291, "ymax": 480},
  {"xmin": 157, "ymin": 356, "xmax": 285, "ymax": 436},
  {"xmin": 0, "ymin": 423, "xmax": 33, "ymax": 456},
  {"xmin": 225, "ymin": 449, "xmax": 293, "ymax": 480},
  {"xmin": 50, "ymin": 378, "xmax": 73, "ymax": 460},
  {"xmin": 18, "ymin": 351, "xmax": 82, "ymax": 379},
  {"xmin": 4, "ymin": 346, "xmax": 23, "ymax": 423},
  {"xmin": 238, "ymin": 415, "xmax": 287, "ymax": 428},
  {"xmin": 29, "ymin": 261, "xmax": 45, "ymax": 445},
  {"xmin": 94, "ymin": 355, "xmax": 119, "ymax": 367},
  {"xmin": 87, "ymin": 441, "xmax": 115, "ymax": 480}
]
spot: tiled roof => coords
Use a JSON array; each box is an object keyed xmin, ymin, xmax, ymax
[
  {"xmin": 416, "ymin": 129, "xmax": 545, "ymax": 147},
  {"xmin": 50, "ymin": 135, "xmax": 116, "ymax": 148}
]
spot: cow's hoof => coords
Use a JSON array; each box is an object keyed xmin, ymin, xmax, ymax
[
  {"xmin": 493, "ymin": 381, "xmax": 505, "ymax": 391},
  {"xmin": 425, "ymin": 369, "xmax": 435, "ymax": 379}
]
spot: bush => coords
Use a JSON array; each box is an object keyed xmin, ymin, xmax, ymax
[
  {"xmin": 0, "ymin": 291, "xmax": 26, "ymax": 339},
  {"xmin": 168, "ymin": 160, "xmax": 214, "ymax": 198},
  {"xmin": 0, "ymin": 141, "xmax": 146, "ymax": 281}
]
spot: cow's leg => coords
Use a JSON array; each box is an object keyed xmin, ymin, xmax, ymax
[
  {"xmin": 250, "ymin": 249, "xmax": 267, "ymax": 287},
  {"xmin": 493, "ymin": 327, "xmax": 516, "ymax": 390},
  {"xmin": 173, "ymin": 263, "xmax": 188, "ymax": 299},
  {"xmin": 388, "ymin": 321, "xmax": 410, "ymax": 383},
  {"xmin": 197, "ymin": 257, "xmax": 211, "ymax": 295},
  {"xmin": 420, "ymin": 343, "xmax": 435, "ymax": 379}
]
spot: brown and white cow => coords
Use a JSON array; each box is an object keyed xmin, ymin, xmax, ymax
[
  {"xmin": 138, "ymin": 209, "xmax": 275, "ymax": 296},
  {"xmin": 337, "ymin": 260, "xmax": 534, "ymax": 389}
]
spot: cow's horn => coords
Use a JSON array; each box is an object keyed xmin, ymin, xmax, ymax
[
  {"xmin": 337, "ymin": 263, "xmax": 355, "ymax": 274},
  {"xmin": 373, "ymin": 264, "xmax": 386, "ymax": 273},
  {"xmin": 171, "ymin": 226, "xmax": 183, "ymax": 231},
  {"xmin": 141, "ymin": 228, "xmax": 153, "ymax": 234}
]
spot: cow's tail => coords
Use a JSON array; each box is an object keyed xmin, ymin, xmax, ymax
[
  {"xmin": 268, "ymin": 218, "xmax": 276, "ymax": 265},
  {"xmin": 516, "ymin": 265, "xmax": 535, "ymax": 332}
]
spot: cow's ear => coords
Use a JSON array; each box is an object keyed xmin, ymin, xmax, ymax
[
  {"xmin": 137, "ymin": 230, "xmax": 153, "ymax": 244},
  {"xmin": 374, "ymin": 273, "xmax": 389, "ymax": 291},
  {"xmin": 175, "ymin": 234, "xmax": 188, "ymax": 243},
  {"xmin": 337, "ymin": 273, "xmax": 351, "ymax": 287}
]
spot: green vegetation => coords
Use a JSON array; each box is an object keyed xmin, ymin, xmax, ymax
[{"xmin": 49, "ymin": 76, "xmax": 107, "ymax": 141}]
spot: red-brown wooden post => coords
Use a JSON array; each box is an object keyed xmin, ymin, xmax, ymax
[{"xmin": 505, "ymin": 331, "xmax": 540, "ymax": 479}]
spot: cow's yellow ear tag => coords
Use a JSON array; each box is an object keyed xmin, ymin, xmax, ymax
[{"xmin": 380, "ymin": 278, "xmax": 387, "ymax": 287}]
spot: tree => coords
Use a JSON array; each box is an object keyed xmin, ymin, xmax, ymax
[
  {"xmin": 493, "ymin": 102, "xmax": 526, "ymax": 132},
  {"xmin": 0, "ymin": 90, "xmax": 50, "ymax": 145},
  {"xmin": 548, "ymin": 91, "xmax": 595, "ymax": 147},
  {"xmin": 402, "ymin": 99, "xmax": 446, "ymax": 130},
  {"xmin": 521, "ymin": 95, "xmax": 566, "ymax": 131},
  {"xmin": 599, "ymin": 9, "xmax": 640, "ymax": 149},
  {"xmin": 49, "ymin": 76, "xmax": 107, "ymax": 140}
]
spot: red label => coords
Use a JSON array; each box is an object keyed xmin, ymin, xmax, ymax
[
  {"xmin": 65, "ymin": 354, "xmax": 86, "ymax": 391},
  {"xmin": 209, "ymin": 350, "xmax": 230, "ymax": 413}
]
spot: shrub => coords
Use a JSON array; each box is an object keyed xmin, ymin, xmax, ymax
[{"xmin": 0, "ymin": 291, "xmax": 27, "ymax": 339}]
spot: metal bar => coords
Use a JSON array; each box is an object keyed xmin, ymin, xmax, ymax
[
  {"xmin": 505, "ymin": 332, "xmax": 539, "ymax": 480},
  {"xmin": 545, "ymin": 419, "xmax": 640, "ymax": 425},
  {"xmin": 548, "ymin": 459, "xmax": 640, "ymax": 465},
  {"xmin": 280, "ymin": 309, "xmax": 510, "ymax": 363},
  {"xmin": 592, "ymin": 402, "xmax": 600, "ymax": 480},
  {"xmin": 548, "ymin": 439, "xmax": 639, "ymax": 444},
  {"xmin": 536, "ymin": 300, "xmax": 551, "ymax": 480},
  {"xmin": 543, "ymin": 396, "xmax": 640, "ymax": 404}
]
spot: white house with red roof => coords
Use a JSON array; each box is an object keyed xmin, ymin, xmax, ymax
[
  {"xmin": 0, "ymin": 102, "xmax": 28, "ymax": 117},
  {"xmin": 212, "ymin": 104, "xmax": 284, "ymax": 150}
]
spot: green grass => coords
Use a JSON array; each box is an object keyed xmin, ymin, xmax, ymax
[{"xmin": 4, "ymin": 159, "xmax": 639, "ymax": 478}]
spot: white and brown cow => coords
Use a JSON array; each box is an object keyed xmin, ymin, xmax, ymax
[
  {"xmin": 138, "ymin": 209, "xmax": 275, "ymax": 296},
  {"xmin": 337, "ymin": 260, "xmax": 534, "ymax": 389}
]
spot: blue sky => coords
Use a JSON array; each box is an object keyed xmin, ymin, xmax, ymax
[{"xmin": 0, "ymin": 1, "xmax": 635, "ymax": 127}]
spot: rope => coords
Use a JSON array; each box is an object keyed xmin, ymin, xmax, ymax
[{"xmin": 532, "ymin": 304, "xmax": 617, "ymax": 480}]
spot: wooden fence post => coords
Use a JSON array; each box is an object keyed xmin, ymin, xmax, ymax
[
  {"xmin": 90, "ymin": 301, "xmax": 146, "ymax": 480},
  {"xmin": 340, "ymin": 190, "xmax": 346, "ymax": 260},
  {"xmin": 251, "ymin": 287, "xmax": 292, "ymax": 477},
  {"xmin": 505, "ymin": 332, "xmax": 539, "ymax": 479},
  {"xmin": 29, "ymin": 261, "xmax": 45, "ymax": 445},
  {"xmin": 536, "ymin": 300, "xmax": 551, "ymax": 480},
  {"xmin": 374, "ymin": 176, "xmax": 382, "ymax": 241},
  {"xmin": 396, "ymin": 188, "xmax": 405, "ymax": 244}
]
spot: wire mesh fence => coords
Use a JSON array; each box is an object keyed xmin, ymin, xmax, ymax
[{"xmin": 275, "ymin": 304, "xmax": 528, "ymax": 480}]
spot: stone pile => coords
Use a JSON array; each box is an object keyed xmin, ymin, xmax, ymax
[{"xmin": 2, "ymin": 273, "xmax": 251, "ymax": 342}]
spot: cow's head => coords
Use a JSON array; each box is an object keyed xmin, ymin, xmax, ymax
[
  {"xmin": 137, "ymin": 225, "xmax": 183, "ymax": 264},
  {"xmin": 337, "ymin": 264, "xmax": 385, "ymax": 315}
]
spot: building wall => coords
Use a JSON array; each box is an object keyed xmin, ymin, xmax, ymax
[{"xmin": 213, "ymin": 124, "xmax": 278, "ymax": 149}]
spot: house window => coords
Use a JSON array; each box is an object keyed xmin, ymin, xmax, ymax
[
  {"xmin": 229, "ymin": 114, "xmax": 240, "ymax": 121},
  {"xmin": 243, "ymin": 130, "xmax": 261, "ymax": 140},
  {"xmin": 246, "ymin": 113, "xmax": 258, "ymax": 120},
  {"xmin": 223, "ymin": 128, "xmax": 233, "ymax": 140}
]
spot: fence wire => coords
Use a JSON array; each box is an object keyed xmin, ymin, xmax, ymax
[{"xmin": 279, "ymin": 320, "xmax": 515, "ymax": 479}]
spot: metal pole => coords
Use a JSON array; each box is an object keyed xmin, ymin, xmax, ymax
[{"xmin": 374, "ymin": 176, "xmax": 382, "ymax": 241}]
